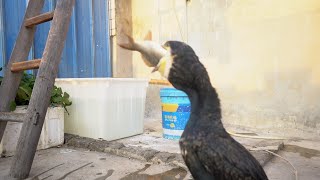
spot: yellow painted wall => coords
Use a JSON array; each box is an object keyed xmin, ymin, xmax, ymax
[{"xmin": 129, "ymin": 0, "xmax": 320, "ymax": 138}]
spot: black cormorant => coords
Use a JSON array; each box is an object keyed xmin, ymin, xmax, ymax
[{"xmin": 153, "ymin": 41, "xmax": 268, "ymax": 180}]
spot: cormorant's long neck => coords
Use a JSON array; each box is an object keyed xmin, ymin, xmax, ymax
[{"xmin": 182, "ymin": 76, "xmax": 223, "ymax": 127}]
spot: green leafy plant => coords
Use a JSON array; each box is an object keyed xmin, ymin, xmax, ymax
[
  {"xmin": 0, "ymin": 67, "xmax": 72, "ymax": 113},
  {"xmin": 50, "ymin": 86, "xmax": 72, "ymax": 114}
]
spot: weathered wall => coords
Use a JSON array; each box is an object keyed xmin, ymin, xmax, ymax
[
  {"xmin": 123, "ymin": 0, "xmax": 320, "ymax": 138},
  {"xmin": 213, "ymin": 0, "xmax": 320, "ymax": 138},
  {"xmin": 113, "ymin": 0, "xmax": 133, "ymax": 77}
]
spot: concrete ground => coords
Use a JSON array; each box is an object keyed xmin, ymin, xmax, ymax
[
  {"xmin": 264, "ymin": 140, "xmax": 320, "ymax": 180},
  {"xmin": 0, "ymin": 119, "xmax": 320, "ymax": 179},
  {"xmin": 0, "ymin": 147, "xmax": 189, "ymax": 180}
]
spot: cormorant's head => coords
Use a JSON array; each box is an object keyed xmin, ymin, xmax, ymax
[{"xmin": 153, "ymin": 41, "xmax": 205, "ymax": 90}]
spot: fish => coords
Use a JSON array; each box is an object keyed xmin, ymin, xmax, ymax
[{"xmin": 117, "ymin": 31, "xmax": 166, "ymax": 67}]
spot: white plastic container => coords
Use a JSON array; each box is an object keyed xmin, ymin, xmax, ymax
[
  {"xmin": 0, "ymin": 106, "xmax": 64, "ymax": 156},
  {"xmin": 55, "ymin": 78, "xmax": 149, "ymax": 141}
]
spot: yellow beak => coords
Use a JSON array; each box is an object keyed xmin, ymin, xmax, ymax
[
  {"xmin": 152, "ymin": 44, "xmax": 171, "ymax": 77},
  {"xmin": 152, "ymin": 56, "xmax": 167, "ymax": 76}
]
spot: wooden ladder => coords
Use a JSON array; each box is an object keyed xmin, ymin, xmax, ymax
[{"xmin": 0, "ymin": 0, "xmax": 74, "ymax": 179}]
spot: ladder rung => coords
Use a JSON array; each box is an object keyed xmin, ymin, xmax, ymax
[
  {"xmin": 0, "ymin": 112, "xmax": 25, "ymax": 123},
  {"xmin": 11, "ymin": 59, "xmax": 41, "ymax": 72},
  {"xmin": 24, "ymin": 11, "xmax": 54, "ymax": 28}
]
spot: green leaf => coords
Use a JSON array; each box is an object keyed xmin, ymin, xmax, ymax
[
  {"xmin": 17, "ymin": 90, "xmax": 28, "ymax": 101},
  {"xmin": 57, "ymin": 87, "xmax": 62, "ymax": 95},
  {"xmin": 52, "ymin": 96, "xmax": 63, "ymax": 103},
  {"xmin": 63, "ymin": 92, "xmax": 70, "ymax": 99},
  {"xmin": 19, "ymin": 84, "xmax": 32, "ymax": 97},
  {"xmin": 51, "ymin": 88, "xmax": 58, "ymax": 96},
  {"xmin": 63, "ymin": 98, "xmax": 72, "ymax": 106},
  {"xmin": 10, "ymin": 101, "xmax": 16, "ymax": 111},
  {"xmin": 65, "ymin": 101, "xmax": 72, "ymax": 106}
]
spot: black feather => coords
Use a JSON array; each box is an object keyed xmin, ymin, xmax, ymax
[{"xmin": 165, "ymin": 41, "xmax": 268, "ymax": 180}]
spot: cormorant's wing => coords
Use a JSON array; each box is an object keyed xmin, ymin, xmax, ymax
[
  {"xmin": 195, "ymin": 135, "xmax": 268, "ymax": 180},
  {"xmin": 182, "ymin": 146, "xmax": 216, "ymax": 180}
]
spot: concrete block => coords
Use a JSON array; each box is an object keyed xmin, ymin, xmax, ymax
[{"xmin": 0, "ymin": 106, "xmax": 64, "ymax": 157}]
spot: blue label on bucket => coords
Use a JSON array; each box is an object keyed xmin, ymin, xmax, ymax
[
  {"xmin": 163, "ymin": 134, "xmax": 182, "ymax": 140},
  {"xmin": 162, "ymin": 105, "xmax": 191, "ymax": 130},
  {"xmin": 176, "ymin": 105, "xmax": 191, "ymax": 112}
]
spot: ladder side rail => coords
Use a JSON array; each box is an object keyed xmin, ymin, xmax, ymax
[
  {"xmin": 0, "ymin": 0, "xmax": 45, "ymax": 142},
  {"xmin": 9, "ymin": 0, "xmax": 75, "ymax": 178}
]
